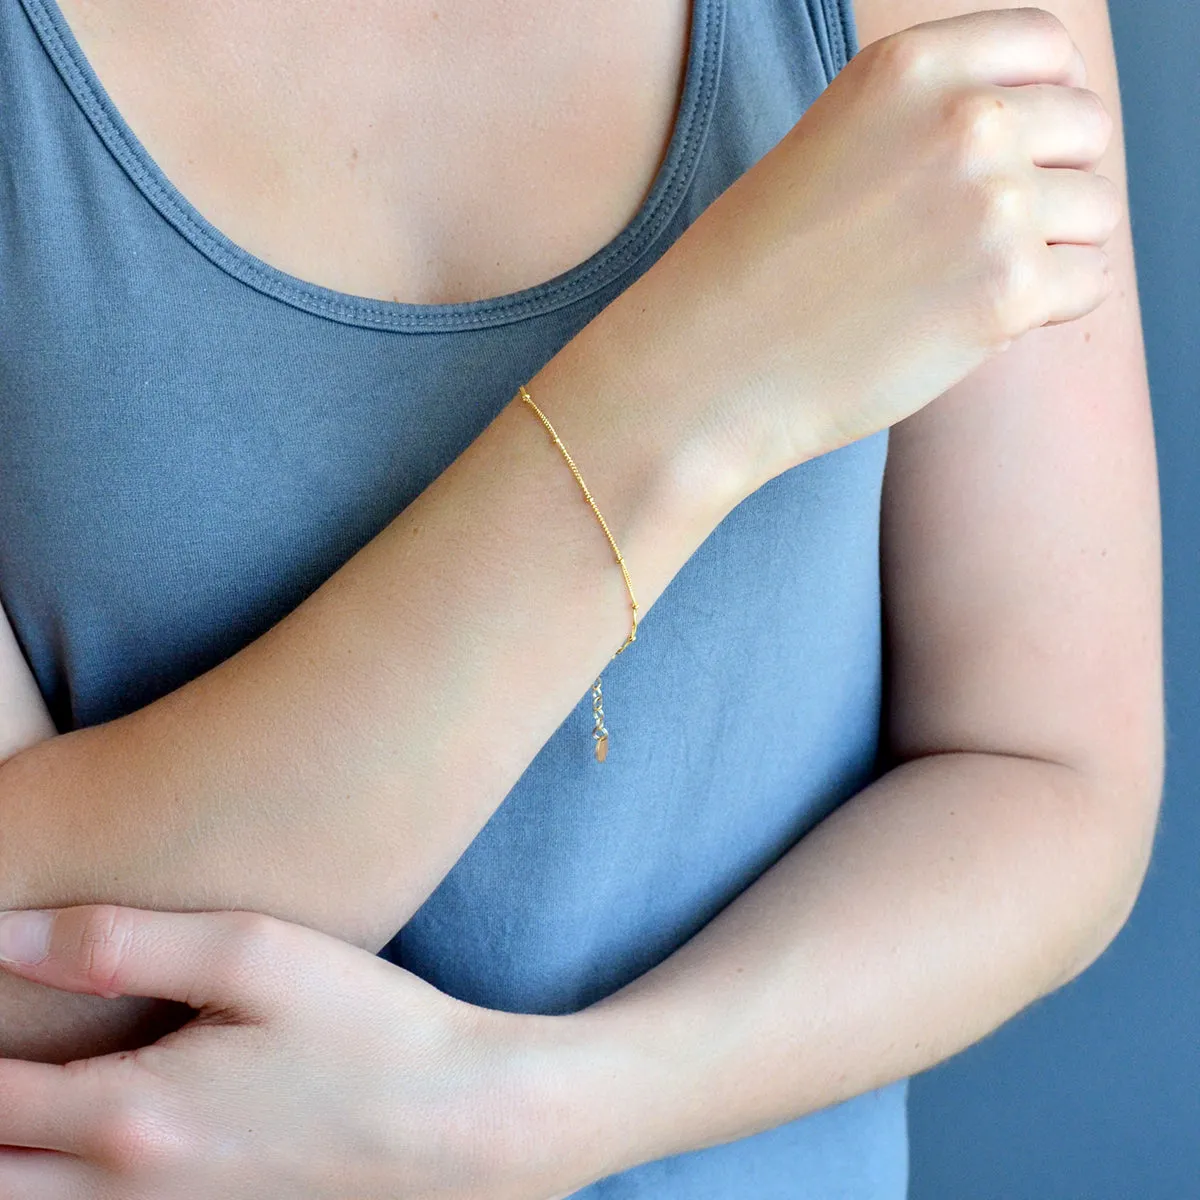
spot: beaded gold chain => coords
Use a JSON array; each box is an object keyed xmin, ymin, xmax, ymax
[{"xmin": 518, "ymin": 384, "xmax": 639, "ymax": 761}]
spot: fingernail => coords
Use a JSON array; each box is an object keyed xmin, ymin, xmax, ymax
[{"xmin": 0, "ymin": 910, "xmax": 54, "ymax": 965}]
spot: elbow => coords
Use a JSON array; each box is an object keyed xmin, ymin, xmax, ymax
[
  {"xmin": 1097, "ymin": 721, "xmax": 1167, "ymax": 939},
  {"xmin": 1049, "ymin": 746, "xmax": 1164, "ymax": 990}
]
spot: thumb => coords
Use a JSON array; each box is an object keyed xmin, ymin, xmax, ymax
[{"xmin": 0, "ymin": 904, "xmax": 285, "ymax": 1016}]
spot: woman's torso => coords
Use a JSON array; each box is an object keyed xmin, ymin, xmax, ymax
[
  {"xmin": 0, "ymin": 0, "xmax": 906, "ymax": 1194},
  {"xmin": 50, "ymin": 0, "xmax": 694, "ymax": 307}
]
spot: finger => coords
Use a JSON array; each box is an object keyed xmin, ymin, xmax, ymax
[
  {"xmin": 908, "ymin": 8, "xmax": 1087, "ymax": 87},
  {"xmin": 1035, "ymin": 167, "xmax": 1123, "ymax": 245},
  {"xmin": 1040, "ymin": 242, "xmax": 1112, "ymax": 325},
  {"xmin": 0, "ymin": 1049, "xmax": 187, "ymax": 1170},
  {"xmin": 1004, "ymin": 84, "xmax": 1112, "ymax": 168},
  {"xmin": 0, "ymin": 1148, "xmax": 93, "ymax": 1200},
  {"xmin": 0, "ymin": 905, "xmax": 285, "ymax": 1017},
  {"xmin": 0, "ymin": 1058, "xmax": 106, "ymax": 1155}
]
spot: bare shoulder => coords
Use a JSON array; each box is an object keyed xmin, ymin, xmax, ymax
[{"xmin": 849, "ymin": 1, "xmax": 1164, "ymax": 823}]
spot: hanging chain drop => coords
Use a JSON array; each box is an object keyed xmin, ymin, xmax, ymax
[{"xmin": 591, "ymin": 676, "xmax": 609, "ymax": 762}]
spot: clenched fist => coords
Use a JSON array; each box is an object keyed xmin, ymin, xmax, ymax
[{"xmin": 647, "ymin": 7, "xmax": 1119, "ymax": 484}]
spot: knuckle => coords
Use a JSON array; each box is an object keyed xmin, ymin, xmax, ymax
[
  {"xmin": 979, "ymin": 173, "xmax": 1031, "ymax": 231},
  {"xmin": 1066, "ymin": 86, "xmax": 1113, "ymax": 157},
  {"xmin": 1015, "ymin": 6, "xmax": 1068, "ymax": 36},
  {"xmin": 1094, "ymin": 173, "xmax": 1123, "ymax": 232},
  {"xmin": 1015, "ymin": 8, "xmax": 1081, "ymax": 75},
  {"xmin": 867, "ymin": 28, "xmax": 937, "ymax": 86},
  {"xmin": 73, "ymin": 905, "xmax": 137, "ymax": 994},
  {"xmin": 983, "ymin": 244, "xmax": 1042, "ymax": 340},
  {"xmin": 212, "ymin": 910, "xmax": 284, "ymax": 994},
  {"xmin": 91, "ymin": 1096, "xmax": 191, "ymax": 1175},
  {"xmin": 1077, "ymin": 86, "xmax": 1112, "ymax": 134},
  {"xmin": 944, "ymin": 89, "xmax": 1010, "ymax": 161}
]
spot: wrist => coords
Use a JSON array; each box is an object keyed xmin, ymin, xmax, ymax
[
  {"xmin": 473, "ymin": 1005, "xmax": 656, "ymax": 1194},
  {"xmin": 539, "ymin": 257, "xmax": 762, "ymax": 537},
  {"xmin": 598, "ymin": 196, "xmax": 837, "ymax": 488},
  {"xmin": 499, "ymin": 1003, "xmax": 698, "ymax": 1188},
  {"xmin": 538, "ymin": 986, "xmax": 761, "ymax": 1178}
]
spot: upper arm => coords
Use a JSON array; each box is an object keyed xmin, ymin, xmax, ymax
[
  {"xmin": 851, "ymin": 1, "xmax": 1164, "ymax": 837},
  {"xmin": 0, "ymin": 601, "xmax": 55, "ymax": 759}
]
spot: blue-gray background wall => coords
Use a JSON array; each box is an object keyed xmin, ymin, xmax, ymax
[{"xmin": 908, "ymin": 2, "xmax": 1199, "ymax": 1196}]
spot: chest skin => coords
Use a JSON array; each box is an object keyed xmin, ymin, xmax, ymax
[{"xmin": 52, "ymin": 0, "xmax": 692, "ymax": 306}]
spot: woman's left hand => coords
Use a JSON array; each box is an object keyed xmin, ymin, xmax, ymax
[{"xmin": 0, "ymin": 904, "xmax": 594, "ymax": 1199}]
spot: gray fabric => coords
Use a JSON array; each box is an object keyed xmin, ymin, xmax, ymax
[{"xmin": 0, "ymin": 0, "xmax": 906, "ymax": 1194}]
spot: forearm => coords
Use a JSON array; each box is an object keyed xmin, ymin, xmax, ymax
[
  {"xmin": 551, "ymin": 751, "xmax": 1156, "ymax": 1177},
  {"xmin": 0, "ymin": 255, "xmax": 751, "ymax": 1063},
  {"xmin": 0, "ymin": 254, "xmax": 752, "ymax": 956}
]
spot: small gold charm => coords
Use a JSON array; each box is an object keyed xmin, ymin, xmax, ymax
[{"xmin": 594, "ymin": 733, "xmax": 608, "ymax": 763}]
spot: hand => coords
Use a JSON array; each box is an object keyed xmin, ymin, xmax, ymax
[
  {"xmin": 0, "ymin": 905, "xmax": 591, "ymax": 1199},
  {"xmin": 655, "ymin": 7, "xmax": 1119, "ymax": 479}
]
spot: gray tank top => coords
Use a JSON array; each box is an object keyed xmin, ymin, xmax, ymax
[{"xmin": 0, "ymin": 0, "xmax": 906, "ymax": 1193}]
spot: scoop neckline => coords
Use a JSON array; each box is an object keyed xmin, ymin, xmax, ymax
[{"xmin": 20, "ymin": 0, "xmax": 725, "ymax": 333}]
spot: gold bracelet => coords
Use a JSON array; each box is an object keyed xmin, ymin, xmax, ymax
[{"xmin": 518, "ymin": 384, "xmax": 639, "ymax": 763}]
